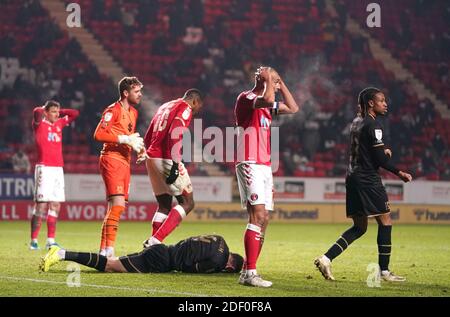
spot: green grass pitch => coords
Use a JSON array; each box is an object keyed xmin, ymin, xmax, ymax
[{"xmin": 0, "ymin": 221, "xmax": 449, "ymax": 297}]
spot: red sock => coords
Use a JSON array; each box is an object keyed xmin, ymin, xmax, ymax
[
  {"xmin": 31, "ymin": 214, "xmax": 42, "ymax": 240},
  {"xmin": 154, "ymin": 205, "xmax": 185, "ymax": 242},
  {"xmin": 152, "ymin": 211, "xmax": 168, "ymax": 236},
  {"xmin": 244, "ymin": 224, "xmax": 262, "ymax": 270},
  {"xmin": 47, "ymin": 210, "xmax": 58, "ymax": 239}
]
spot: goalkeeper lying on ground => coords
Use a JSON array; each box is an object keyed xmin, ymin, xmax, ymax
[{"xmin": 40, "ymin": 234, "xmax": 244, "ymax": 274}]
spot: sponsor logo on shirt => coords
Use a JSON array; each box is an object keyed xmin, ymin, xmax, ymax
[
  {"xmin": 260, "ymin": 116, "xmax": 271, "ymax": 130},
  {"xmin": 47, "ymin": 132, "xmax": 61, "ymax": 142}
]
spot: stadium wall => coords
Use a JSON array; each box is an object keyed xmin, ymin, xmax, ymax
[
  {"xmin": 1, "ymin": 201, "xmax": 450, "ymax": 224},
  {"xmin": 1, "ymin": 174, "xmax": 449, "ymax": 224}
]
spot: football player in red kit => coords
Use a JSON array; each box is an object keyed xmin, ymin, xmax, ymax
[
  {"xmin": 234, "ymin": 67, "xmax": 298, "ymax": 287},
  {"xmin": 141, "ymin": 89, "xmax": 203, "ymax": 248},
  {"xmin": 30, "ymin": 100, "xmax": 79, "ymax": 250}
]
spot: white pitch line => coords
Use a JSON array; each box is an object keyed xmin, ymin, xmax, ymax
[{"xmin": 0, "ymin": 275, "xmax": 215, "ymax": 297}]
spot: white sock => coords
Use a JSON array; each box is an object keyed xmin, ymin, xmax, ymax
[
  {"xmin": 105, "ymin": 246, "xmax": 115, "ymax": 257},
  {"xmin": 150, "ymin": 237, "xmax": 161, "ymax": 246},
  {"xmin": 47, "ymin": 238, "xmax": 55, "ymax": 244},
  {"xmin": 173, "ymin": 205, "xmax": 186, "ymax": 218},
  {"xmin": 246, "ymin": 269, "xmax": 257, "ymax": 276},
  {"xmin": 152, "ymin": 211, "xmax": 168, "ymax": 223},
  {"xmin": 321, "ymin": 255, "xmax": 331, "ymax": 263},
  {"xmin": 57, "ymin": 249, "xmax": 66, "ymax": 260},
  {"xmin": 31, "ymin": 239, "xmax": 38, "ymax": 243}
]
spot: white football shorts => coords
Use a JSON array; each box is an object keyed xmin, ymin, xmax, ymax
[
  {"xmin": 236, "ymin": 162, "xmax": 274, "ymax": 211},
  {"xmin": 34, "ymin": 165, "xmax": 65, "ymax": 202},
  {"xmin": 146, "ymin": 158, "xmax": 193, "ymax": 197}
]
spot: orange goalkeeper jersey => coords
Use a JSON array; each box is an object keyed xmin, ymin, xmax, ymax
[{"xmin": 94, "ymin": 101, "xmax": 138, "ymax": 165}]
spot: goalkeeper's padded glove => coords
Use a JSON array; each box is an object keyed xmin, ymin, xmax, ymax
[
  {"xmin": 166, "ymin": 161, "xmax": 179, "ymax": 184},
  {"xmin": 118, "ymin": 133, "xmax": 145, "ymax": 153}
]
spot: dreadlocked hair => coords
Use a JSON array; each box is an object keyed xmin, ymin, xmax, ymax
[{"xmin": 358, "ymin": 87, "xmax": 381, "ymax": 118}]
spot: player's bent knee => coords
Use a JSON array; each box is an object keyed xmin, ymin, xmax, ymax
[
  {"xmin": 183, "ymin": 200, "xmax": 195, "ymax": 214},
  {"xmin": 353, "ymin": 225, "xmax": 367, "ymax": 237}
]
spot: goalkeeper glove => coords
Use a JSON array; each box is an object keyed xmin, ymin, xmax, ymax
[
  {"xmin": 166, "ymin": 161, "xmax": 179, "ymax": 184},
  {"xmin": 118, "ymin": 133, "xmax": 145, "ymax": 153}
]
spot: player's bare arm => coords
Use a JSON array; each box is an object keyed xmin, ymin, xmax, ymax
[{"xmin": 277, "ymin": 79, "xmax": 299, "ymax": 115}]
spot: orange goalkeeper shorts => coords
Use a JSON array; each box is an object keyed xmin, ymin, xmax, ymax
[{"xmin": 99, "ymin": 156, "xmax": 131, "ymax": 200}]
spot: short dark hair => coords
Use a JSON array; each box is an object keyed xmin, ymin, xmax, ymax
[
  {"xmin": 118, "ymin": 76, "xmax": 143, "ymax": 98},
  {"xmin": 182, "ymin": 88, "xmax": 203, "ymax": 102},
  {"xmin": 358, "ymin": 87, "xmax": 382, "ymax": 117},
  {"xmin": 229, "ymin": 253, "xmax": 244, "ymax": 273},
  {"xmin": 43, "ymin": 100, "xmax": 60, "ymax": 111}
]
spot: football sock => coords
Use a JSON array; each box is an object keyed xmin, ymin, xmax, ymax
[
  {"xmin": 154, "ymin": 205, "xmax": 185, "ymax": 242},
  {"xmin": 152, "ymin": 211, "xmax": 168, "ymax": 236},
  {"xmin": 377, "ymin": 225, "xmax": 392, "ymax": 271},
  {"xmin": 99, "ymin": 207, "xmax": 110, "ymax": 251},
  {"xmin": 64, "ymin": 251, "xmax": 107, "ymax": 272},
  {"xmin": 31, "ymin": 212, "xmax": 42, "ymax": 240},
  {"xmin": 325, "ymin": 225, "xmax": 366, "ymax": 261},
  {"xmin": 47, "ymin": 210, "xmax": 58, "ymax": 240},
  {"xmin": 244, "ymin": 224, "xmax": 262, "ymax": 270},
  {"xmin": 104, "ymin": 205, "xmax": 125, "ymax": 248}
]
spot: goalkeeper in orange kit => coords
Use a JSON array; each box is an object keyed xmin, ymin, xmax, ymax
[{"xmin": 93, "ymin": 76, "xmax": 147, "ymax": 258}]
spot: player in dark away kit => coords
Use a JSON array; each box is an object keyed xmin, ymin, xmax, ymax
[
  {"xmin": 314, "ymin": 87, "xmax": 412, "ymax": 282},
  {"xmin": 40, "ymin": 234, "xmax": 244, "ymax": 274}
]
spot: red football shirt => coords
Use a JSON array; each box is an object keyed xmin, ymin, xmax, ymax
[
  {"xmin": 33, "ymin": 107, "xmax": 78, "ymax": 167},
  {"xmin": 234, "ymin": 91, "xmax": 272, "ymax": 166},
  {"xmin": 144, "ymin": 98, "xmax": 192, "ymax": 161}
]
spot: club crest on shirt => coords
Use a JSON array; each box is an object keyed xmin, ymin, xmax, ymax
[{"xmin": 375, "ymin": 129, "xmax": 383, "ymax": 142}]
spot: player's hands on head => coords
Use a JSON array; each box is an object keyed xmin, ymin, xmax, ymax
[
  {"xmin": 166, "ymin": 161, "xmax": 179, "ymax": 184},
  {"xmin": 398, "ymin": 171, "xmax": 412, "ymax": 183},
  {"xmin": 256, "ymin": 66, "xmax": 271, "ymax": 82}
]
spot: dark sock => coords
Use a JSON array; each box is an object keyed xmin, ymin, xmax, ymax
[
  {"xmin": 325, "ymin": 226, "xmax": 366, "ymax": 261},
  {"xmin": 377, "ymin": 225, "xmax": 392, "ymax": 271},
  {"xmin": 65, "ymin": 251, "xmax": 107, "ymax": 272}
]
